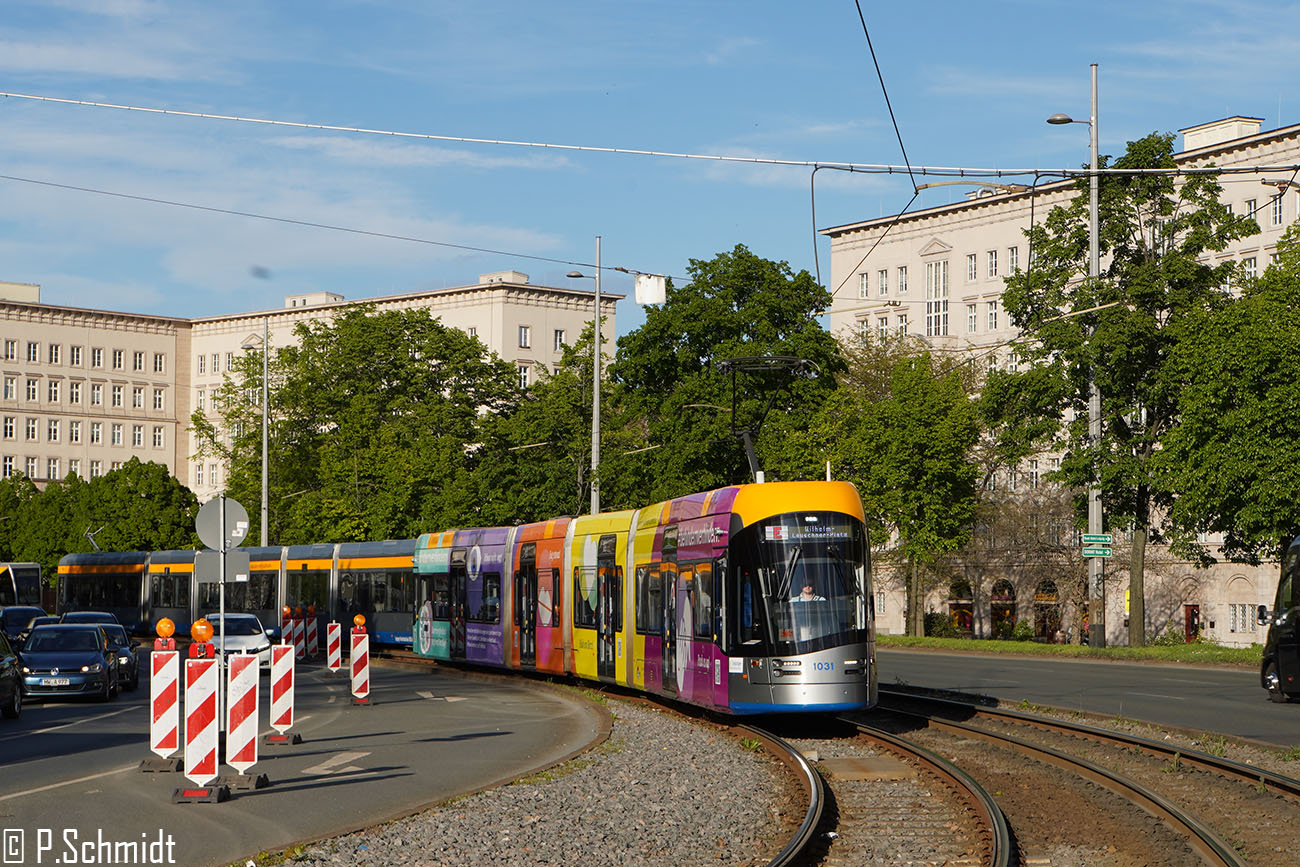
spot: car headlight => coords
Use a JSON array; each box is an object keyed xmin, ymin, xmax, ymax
[
  {"xmin": 255, "ymin": 643, "xmax": 271, "ymax": 653},
  {"xmin": 119, "ymin": 656, "xmax": 132, "ymax": 664},
  {"xmin": 82, "ymin": 663, "xmax": 104, "ymax": 673},
  {"xmin": 20, "ymin": 666, "xmax": 30, "ymax": 674}
]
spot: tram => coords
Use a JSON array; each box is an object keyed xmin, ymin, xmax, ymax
[
  {"xmin": 0, "ymin": 563, "xmax": 42, "ymax": 609},
  {"xmin": 1260, "ymin": 535, "xmax": 1299, "ymax": 703},
  {"xmin": 411, "ymin": 480, "xmax": 877, "ymax": 714}
]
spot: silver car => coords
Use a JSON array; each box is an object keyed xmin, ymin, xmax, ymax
[{"xmin": 207, "ymin": 613, "xmax": 274, "ymax": 667}]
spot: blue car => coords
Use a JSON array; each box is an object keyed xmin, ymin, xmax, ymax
[{"xmin": 19, "ymin": 624, "xmax": 119, "ymax": 701}]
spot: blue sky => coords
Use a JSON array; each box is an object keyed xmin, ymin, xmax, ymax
[{"xmin": 2, "ymin": 1, "xmax": 1298, "ymax": 337}]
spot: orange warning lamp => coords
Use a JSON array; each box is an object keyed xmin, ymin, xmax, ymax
[
  {"xmin": 282, "ymin": 605, "xmax": 291, "ymax": 619},
  {"xmin": 294, "ymin": 606, "xmax": 303, "ymax": 617},
  {"xmin": 353, "ymin": 614, "xmax": 366, "ymax": 628},
  {"xmin": 308, "ymin": 604, "xmax": 316, "ymax": 615},
  {"xmin": 156, "ymin": 618, "xmax": 176, "ymax": 639},
  {"xmin": 191, "ymin": 618, "xmax": 214, "ymax": 643}
]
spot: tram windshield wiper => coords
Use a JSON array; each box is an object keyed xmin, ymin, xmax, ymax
[{"xmin": 779, "ymin": 545, "xmax": 802, "ymax": 598}]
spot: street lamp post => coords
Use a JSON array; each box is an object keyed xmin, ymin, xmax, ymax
[
  {"xmin": 1049, "ymin": 63, "xmax": 1105, "ymax": 647},
  {"xmin": 566, "ymin": 235, "xmax": 602, "ymax": 515},
  {"xmin": 242, "ymin": 319, "xmax": 270, "ymax": 545}
]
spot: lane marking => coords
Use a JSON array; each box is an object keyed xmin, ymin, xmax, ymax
[
  {"xmin": 445, "ymin": 696, "xmax": 466, "ymax": 702},
  {"xmin": 0, "ymin": 706, "xmax": 137, "ymax": 742},
  {"xmin": 1129, "ymin": 692, "xmax": 1186, "ymax": 701},
  {"xmin": 0, "ymin": 764, "xmax": 136, "ymax": 802},
  {"xmin": 301, "ymin": 751, "xmax": 370, "ymax": 775},
  {"xmin": 416, "ymin": 690, "xmax": 439, "ymax": 700}
]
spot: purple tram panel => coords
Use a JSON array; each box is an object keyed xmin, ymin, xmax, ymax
[{"xmin": 455, "ymin": 527, "xmax": 509, "ymax": 667}]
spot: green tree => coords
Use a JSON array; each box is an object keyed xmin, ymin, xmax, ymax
[
  {"xmin": 1001, "ymin": 131, "xmax": 1256, "ymax": 645},
  {"xmin": 1158, "ymin": 222, "xmax": 1300, "ymax": 563},
  {"xmin": 611, "ymin": 244, "xmax": 845, "ymax": 500},
  {"xmin": 803, "ymin": 348, "xmax": 980, "ymax": 635},
  {"xmin": 198, "ymin": 306, "xmax": 520, "ymax": 544}
]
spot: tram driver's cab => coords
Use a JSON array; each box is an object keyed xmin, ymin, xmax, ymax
[{"xmin": 1259, "ymin": 537, "xmax": 1299, "ymax": 703}]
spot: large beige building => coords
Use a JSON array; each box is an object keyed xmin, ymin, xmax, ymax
[
  {"xmin": 822, "ymin": 117, "xmax": 1300, "ymax": 647},
  {"xmin": 0, "ymin": 270, "xmax": 617, "ymax": 505}
]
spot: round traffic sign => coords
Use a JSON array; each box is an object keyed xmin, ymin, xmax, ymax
[{"xmin": 196, "ymin": 496, "xmax": 251, "ymax": 550}]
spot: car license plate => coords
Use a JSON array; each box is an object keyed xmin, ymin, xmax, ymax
[{"xmin": 41, "ymin": 677, "xmax": 70, "ymax": 686}]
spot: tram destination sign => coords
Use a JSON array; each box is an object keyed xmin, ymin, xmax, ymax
[
  {"xmin": 1081, "ymin": 533, "xmax": 1113, "ymax": 546},
  {"xmin": 1081, "ymin": 546, "xmax": 1113, "ymax": 558}
]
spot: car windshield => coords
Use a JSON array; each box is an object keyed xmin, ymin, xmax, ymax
[
  {"xmin": 101, "ymin": 626, "xmax": 129, "ymax": 646},
  {"xmin": 25, "ymin": 629, "xmax": 100, "ymax": 652},
  {"xmin": 3, "ymin": 609, "xmax": 42, "ymax": 629},
  {"xmin": 213, "ymin": 617, "xmax": 262, "ymax": 636}
]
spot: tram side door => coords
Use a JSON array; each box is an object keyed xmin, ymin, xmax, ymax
[
  {"xmin": 661, "ymin": 564, "xmax": 677, "ymax": 695},
  {"xmin": 516, "ymin": 543, "xmax": 537, "ymax": 667},
  {"xmin": 596, "ymin": 536, "xmax": 618, "ymax": 680},
  {"xmin": 450, "ymin": 549, "xmax": 468, "ymax": 659}
]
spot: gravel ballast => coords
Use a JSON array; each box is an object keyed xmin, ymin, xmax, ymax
[{"xmin": 285, "ymin": 696, "xmax": 791, "ymax": 866}]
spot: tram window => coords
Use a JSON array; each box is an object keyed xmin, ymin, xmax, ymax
[
  {"xmin": 692, "ymin": 563, "xmax": 713, "ymax": 639},
  {"xmin": 482, "ymin": 573, "xmax": 500, "ymax": 622},
  {"xmin": 635, "ymin": 566, "xmax": 651, "ymax": 633},
  {"xmin": 433, "ymin": 574, "xmax": 451, "ymax": 619},
  {"xmin": 540, "ymin": 568, "xmax": 558, "ymax": 627},
  {"xmin": 608, "ymin": 566, "xmax": 623, "ymax": 631},
  {"xmin": 338, "ymin": 574, "xmax": 355, "ymax": 605},
  {"xmin": 371, "ymin": 574, "xmax": 389, "ymax": 611},
  {"xmin": 573, "ymin": 567, "xmax": 597, "ymax": 628}
]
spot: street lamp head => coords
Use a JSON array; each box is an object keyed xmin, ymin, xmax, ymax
[
  {"xmin": 1046, "ymin": 113, "xmax": 1076, "ymax": 125},
  {"xmin": 566, "ymin": 270, "xmax": 590, "ymax": 279}
]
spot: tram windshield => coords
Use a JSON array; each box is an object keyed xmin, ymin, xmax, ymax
[{"xmin": 730, "ymin": 511, "xmax": 869, "ymax": 655}]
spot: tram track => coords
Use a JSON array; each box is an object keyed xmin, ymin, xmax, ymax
[{"xmin": 870, "ymin": 688, "xmax": 1300, "ymax": 865}]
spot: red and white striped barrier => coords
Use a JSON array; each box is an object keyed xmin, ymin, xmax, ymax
[
  {"xmin": 350, "ymin": 630, "xmax": 370, "ymax": 704},
  {"xmin": 269, "ymin": 645, "xmax": 294, "ymax": 733},
  {"xmin": 183, "ymin": 658, "xmax": 219, "ymax": 786},
  {"xmin": 326, "ymin": 622, "xmax": 341, "ymax": 672},
  {"xmin": 225, "ymin": 655, "xmax": 259, "ymax": 774},
  {"xmin": 306, "ymin": 614, "xmax": 319, "ymax": 657},
  {"xmin": 293, "ymin": 616, "xmax": 305, "ymax": 660},
  {"xmin": 149, "ymin": 650, "xmax": 180, "ymax": 758}
]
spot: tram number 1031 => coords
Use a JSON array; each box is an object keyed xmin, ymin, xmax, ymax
[{"xmin": 811, "ymin": 661, "xmax": 835, "ymax": 671}]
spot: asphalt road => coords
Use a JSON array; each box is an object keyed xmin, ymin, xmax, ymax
[
  {"xmin": 876, "ymin": 648, "xmax": 1299, "ymax": 747},
  {"xmin": 0, "ymin": 660, "xmax": 603, "ymax": 867}
]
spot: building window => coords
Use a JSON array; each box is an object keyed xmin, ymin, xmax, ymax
[
  {"xmin": 925, "ymin": 260, "xmax": 949, "ymax": 337},
  {"xmin": 466, "ymin": 327, "xmax": 477, "ymax": 339},
  {"xmin": 987, "ymin": 250, "xmax": 998, "ymax": 279},
  {"xmin": 3, "ymin": 340, "xmax": 14, "ymax": 361},
  {"xmin": 877, "ymin": 317, "xmax": 889, "ymax": 339},
  {"xmin": 153, "ymin": 389, "xmax": 165, "ymax": 411},
  {"xmin": 1271, "ymin": 195, "xmax": 1284, "ymax": 227},
  {"xmin": 858, "ymin": 272, "xmax": 869, "ymax": 299},
  {"xmin": 967, "ymin": 303, "xmax": 978, "ymax": 333},
  {"xmin": 112, "ymin": 349, "xmax": 124, "ymax": 369},
  {"xmin": 896, "ymin": 313, "xmax": 908, "ymax": 335},
  {"xmin": 69, "ymin": 458, "xmax": 79, "ymax": 478},
  {"xmin": 154, "ymin": 353, "xmax": 165, "ymax": 374},
  {"xmin": 966, "ymin": 253, "xmax": 978, "ymax": 282},
  {"xmin": 858, "ymin": 319, "xmax": 869, "ymax": 339},
  {"xmin": 25, "ymin": 379, "xmax": 37, "ymax": 402},
  {"xmin": 25, "ymin": 457, "xmax": 36, "ymax": 478},
  {"xmin": 90, "ymin": 422, "xmax": 102, "ymax": 445},
  {"xmin": 47, "ymin": 419, "xmax": 59, "ymax": 442},
  {"xmin": 211, "ymin": 353, "xmax": 219, "ymax": 374},
  {"xmin": 70, "ymin": 421, "xmax": 81, "ymax": 444},
  {"xmin": 2, "ymin": 378, "xmax": 12, "ymax": 400},
  {"xmin": 47, "ymin": 458, "xmax": 59, "ymax": 480},
  {"xmin": 1029, "ymin": 459, "xmax": 1039, "ymax": 488},
  {"xmin": 988, "ymin": 299, "xmax": 999, "ymax": 331},
  {"xmin": 1229, "ymin": 602, "xmax": 1256, "ymax": 633},
  {"xmin": 47, "ymin": 381, "xmax": 59, "ymax": 403},
  {"xmin": 195, "ymin": 464, "xmax": 204, "ymax": 487},
  {"xmin": 878, "ymin": 269, "xmax": 889, "ymax": 296},
  {"xmin": 209, "ymin": 463, "xmax": 217, "ymax": 487},
  {"xmin": 111, "ymin": 423, "xmax": 122, "ymax": 446},
  {"xmin": 25, "ymin": 418, "xmax": 37, "ymax": 441},
  {"xmin": 132, "ymin": 424, "xmax": 143, "ymax": 447},
  {"xmin": 1245, "ymin": 197, "xmax": 1257, "ymax": 218},
  {"xmin": 196, "ymin": 390, "xmax": 205, "ymax": 411},
  {"xmin": 70, "ymin": 346, "xmax": 82, "ymax": 366},
  {"xmin": 1008, "ymin": 246, "xmax": 1019, "ymax": 272},
  {"xmin": 26, "ymin": 342, "xmax": 38, "ymax": 363},
  {"xmin": 898, "ymin": 265, "xmax": 908, "ymax": 294},
  {"xmin": 1, "ymin": 417, "xmax": 11, "ymax": 439},
  {"xmin": 132, "ymin": 387, "xmax": 144, "ymax": 409},
  {"xmin": 518, "ymin": 326, "xmax": 531, "ymax": 349},
  {"xmin": 133, "ymin": 351, "xmax": 145, "ymax": 371},
  {"xmin": 90, "ymin": 460, "xmax": 102, "ymax": 479},
  {"xmin": 111, "ymin": 385, "xmax": 123, "ymax": 408},
  {"xmin": 48, "ymin": 344, "xmax": 61, "ymax": 364},
  {"xmin": 1008, "ymin": 464, "xmax": 1018, "ymax": 492},
  {"xmin": 153, "ymin": 426, "xmax": 164, "ymax": 448},
  {"xmin": 91, "ymin": 348, "xmax": 103, "ymax": 368},
  {"xmin": 554, "ymin": 329, "xmax": 566, "ymax": 351},
  {"xmin": 517, "ymin": 364, "xmax": 530, "ymax": 388},
  {"xmin": 70, "ymin": 382, "xmax": 81, "ymax": 404},
  {"xmin": 1243, "ymin": 257, "xmax": 1257, "ymax": 280},
  {"xmin": 90, "ymin": 384, "xmax": 102, "ymax": 406},
  {"xmin": 197, "ymin": 355, "xmax": 206, "ymax": 375},
  {"xmin": 1, "ymin": 456, "xmax": 10, "ymax": 477}
]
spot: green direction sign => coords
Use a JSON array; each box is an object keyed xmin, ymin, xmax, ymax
[
  {"xmin": 1082, "ymin": 533, "xmax": 1113, "ymax": 545},
  {"xmin": 1082, "ymin": 546, "xmax": 1113, "ymax": 558}
]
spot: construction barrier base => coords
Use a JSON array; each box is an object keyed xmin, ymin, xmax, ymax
[
  {"xmin": 263, "ymin": 732, "xmax": 303, "ymax": 746},
  {"xmin": 215, "ymin": 772, "xmax": 269, "ymax": 791},
  {"xmin": 138, "ymin": 757, "xmax": 183, "ymax": 773},
  {"xmin": 350, "ymin": 695, "xmax": 373, "ymax": 707},
  {"xmin": 170, "ymin": 785, "xmax": 230, "ymax": 804}
]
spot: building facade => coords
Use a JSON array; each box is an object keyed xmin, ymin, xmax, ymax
[
  {"xmin": 0, "ymin": 270, "xmax": 617, "ymax": 504},
  {"xmin": 822, "ymin": 118, "xmax": 1300, "ymax": 647}
]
